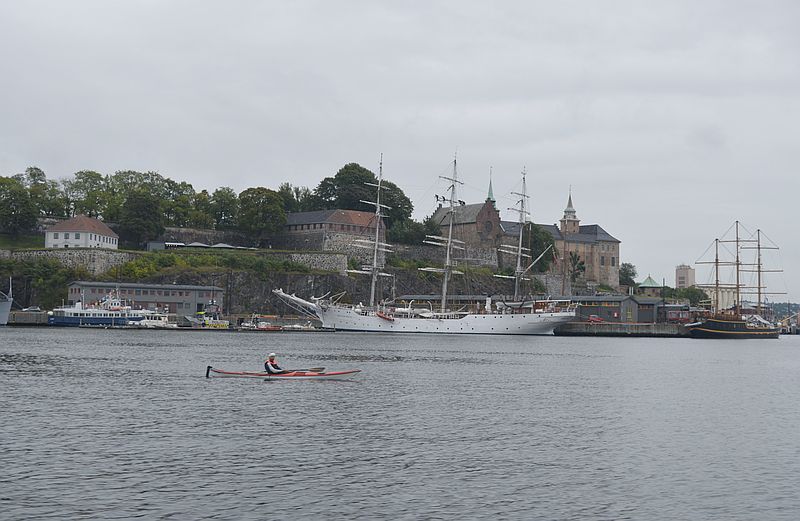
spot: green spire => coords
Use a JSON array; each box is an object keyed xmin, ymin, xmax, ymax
[{"xmin": 487, "ymin": 167, "xmax": 495, "ymax": 204}]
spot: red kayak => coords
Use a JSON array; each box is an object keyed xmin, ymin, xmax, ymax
[{"xmin": 206, "ymin": 366, "xmax": 361, "ymax": 380}]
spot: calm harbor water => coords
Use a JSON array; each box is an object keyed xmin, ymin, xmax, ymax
[{"xmin": 2, "ymin": 328, "xmax": 800, "ymax": 520}]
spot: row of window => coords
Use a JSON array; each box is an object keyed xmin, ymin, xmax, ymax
[
  {"xmin": 600, "ymin": 256, "xmax": 617, "ymax": 267},
  {"xmin": 70, "ymin": 287, "xmax": 217, "ymax": 297},
  {"xmin": 287, "ymin": 223, "xmax": 375, "ymax": 232},
  {"xmin": 52, "ymin": 232, "xmax": 117, "ymax": 244}
]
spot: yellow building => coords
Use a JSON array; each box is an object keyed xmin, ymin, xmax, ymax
[{"xmin": 538, "ymin": 194, "xmax": 621, "ymax": 288}]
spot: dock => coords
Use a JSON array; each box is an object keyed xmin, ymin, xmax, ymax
[{"xmin": 554, "ymin": 322, "xmax": 689, "ymax": 337}]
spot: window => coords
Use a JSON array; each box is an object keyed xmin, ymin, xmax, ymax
[
  {"xmin": 65, "ymin": 233, "xmax": 70, "ymax": 239},
  {"xmin": 75, "ymin": 232, "xmax": 80, "ymax": 239},
  {"xmin": 611, "ymin": 257, "xmax": 616, "ymax": 266},
  {"xmin": 600, "ymin": 256, "xmax": 605, "ymax": 266},
  {"xmin": 54, "ymin": 232, "xmax": 59, "ymax": 239}
]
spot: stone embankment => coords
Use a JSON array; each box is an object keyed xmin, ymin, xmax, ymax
[
  {"xmin": 554, "ymin": 322, "xmax": 689, "ymax": 337},
  {"xmin": 1, "ymin": 249, "xmax": 141, "ymax": 275},
  {"xmin": 0, "ymin": 248, "xmax": 347, "ymax": 275}
]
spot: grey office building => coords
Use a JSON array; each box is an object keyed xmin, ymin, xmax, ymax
[{"xmin": 67, "ymin": 281, "xmax": 225, "ymax": 314}]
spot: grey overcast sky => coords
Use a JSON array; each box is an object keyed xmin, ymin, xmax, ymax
[{"xmin": 1, "ymin": 1, "xmax": 798, "ymax": 296}]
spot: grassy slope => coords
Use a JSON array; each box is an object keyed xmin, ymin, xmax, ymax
[{"xmin": 0, "ymin": 234, "xmax": 45, "ymax": 249}]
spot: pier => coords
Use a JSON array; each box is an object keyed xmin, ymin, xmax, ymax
[{"xmin": 554, "ymin": 322, "xmax": 689, "ymax": 337}]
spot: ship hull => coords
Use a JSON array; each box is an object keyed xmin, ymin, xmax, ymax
[
  {"xmin": 687, "ymin": 318, "xmax": 780, "ymax": 339},
  {"xmin": 0, "ymin": 299, "xmax": 11, "ymax": 326},
  {"xmin": 318, "ymin": 306, "xmax": 574, "ymax": 335}
]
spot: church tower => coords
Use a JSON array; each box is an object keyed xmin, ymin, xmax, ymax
[{"xmin": 559, "ymin": 189, "xmax": 580, "ymax": 235}]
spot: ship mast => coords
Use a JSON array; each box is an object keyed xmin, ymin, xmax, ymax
[
  {"xmin": 440, "ymin": 156, "xmax": 462, "ymax": 312},
  {"xmin": 757, "ymin": 229, "xmax": 762, "ymax": 316},
  {"xmin": 715, "ymin": 238, "xmax": 720, "ymax": 314},
  {"xmin": 735, "ymin": 220, "xmax": 741, "ymax": 314},
  {"xmin": 368, "ymin": 156, "xmax": 385, "ymax": 307},
  {"xmin": 420, "ymin": 156, "xmax": 466, "ymax": 313},
  {"xmin": 497, "ymin": 170, "xmax": 532, "ymax": 300},
  {"xmin": 353, "ymin": 154, "xmax": 393, "ymax": 307},
  {"xmin": 513, "ymin": 171, "xmax": 530, "ymax": 300}
]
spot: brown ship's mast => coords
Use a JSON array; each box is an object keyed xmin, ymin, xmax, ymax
[
  {"xmin": 714, "ymin": 238, "xmax": 720, "ymax": 314},
  {"xmin": 734, "ymin": 220, "xmax": 741, "ymax": 314}
]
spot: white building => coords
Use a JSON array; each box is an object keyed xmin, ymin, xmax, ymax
[{"xmin": 45, "ymin": 215, "xmax": 119, "ymax": 249}]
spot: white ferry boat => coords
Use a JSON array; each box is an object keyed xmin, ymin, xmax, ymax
[{"xmin": 48, "ymin": 291, "xmax": 154, "ymax": 327}]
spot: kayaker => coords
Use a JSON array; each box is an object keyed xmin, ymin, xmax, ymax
[{"xmin": 264, "ymin": 353, "xmax": 287, "ymax": 374}]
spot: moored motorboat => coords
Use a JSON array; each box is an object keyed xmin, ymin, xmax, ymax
[
  {"xmin": 205, "ymin": 366, "xmax": 360, "ymax": 380},
  {"xmin": 0, "ymin": 278, "xmax": 12, "ymax": 326}
]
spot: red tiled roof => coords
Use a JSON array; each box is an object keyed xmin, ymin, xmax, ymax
[{"xmin": 47, "ymin": 215, "xmax": 119, "ymax": 238}]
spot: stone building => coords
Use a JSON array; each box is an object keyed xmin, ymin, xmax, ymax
[
  {"xmin": 530, "ymin": 194, "xmax": 621, "ymax": 288},
  {"xmin": 275, "ymin": 209, "xmax": 386, "ymax": 264},
  {"xmin": 428, "ymin": 187, "xmax": 504, "ymax": 267},
  {"xmin": 45, "ymin": 215, "xmax": 119, "ymax": 250}
]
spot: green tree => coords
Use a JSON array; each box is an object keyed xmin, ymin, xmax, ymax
[
  {"xmin": 64, "ymin": 170, "xmax": 108, "ymax": 217},
  {"xmin": 14, "ymin": 167, "xmax": 50, "ymax": 216},
  {"xmin": 40, "ymin": 180, "xmax": 69, "ymax": 218},
  {"xmin": 309, "ymin": 176, "xmax": 338, "ymax": 210},
  {"xmin": 522, "ymin": 223, "xmax": 556, "ymax": 273},
  {"xmin": 163, "ymin": 179, "xmax": 195, "ymax": 226},
  {"xmin": 189, "ymin": 189, "xmax": 214, "ymax": 228},
  {"xmin": 118, "ymin": 189, "xmax": 165, "ymax": 245},
  {"xmin": 619, "ymin": 262, "xmax": 637, "ymax": 286},
  {"xmin": 663, "ymin": 286, "xmax": 709, "ymax": 306},
  {"xmin": 0, "ymin": 177, "xmax": 38, "ymax": 235},
  {"xmin": 569, "ymin": 251, "xmax": 586, "ymax": 283},
  {"xmin": 238, "ymin": 187, "xmax": 286, "ymax": 245},
  {"xmin": 211, "ymin": 187, "xmax": 239, "ymax": 229},
  {"xmin": 388, "ymin": 215, "xmax": 443, "ymax": 245},
  {"xmin": 309, "ymin": 163, "xmax": 414, "ymax": 227}
]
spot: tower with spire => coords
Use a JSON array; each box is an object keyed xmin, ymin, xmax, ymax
[
  {"xmin": 559, "ymin": 188, "xmax": 580, "ymax": 235},
  {"xmin": 486, "ymin": 168, "xmax": 496, "ymax": 209}
]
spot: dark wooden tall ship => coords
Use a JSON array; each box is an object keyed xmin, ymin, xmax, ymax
[{"xmin": 687, "ymin": 221, "xmax": 781, "ymax": 339}]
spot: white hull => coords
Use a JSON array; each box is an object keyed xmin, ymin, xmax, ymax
[
  {"xmin": 0, "ymin": 299, "xmax": 11, "ymax": 326},
  {"xmin": 318, "ymin": 305, "xmax": 574, "ymax": 335}
]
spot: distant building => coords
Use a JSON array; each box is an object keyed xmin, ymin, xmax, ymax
[
  {"xmin": 276, "ymin": 209, "xmax": 386, "ymax": 263},
  {"xmin": 45, "ymin": 215, "xmax": 119, "ymax": 250},
  {"xmin": 67, "ymin": 281, "xmax": 224, "ymax": 314},
  {"xmin": 571, "ymin": 295, "xmax": 669, "ymax": 323},
  {"xmin": 507, "ymin": 193, "xmax": 621, "ymax": 288},
  {"xmin": 430, "ymin": 197, "xmax": 503, "ymax": 249},
  {"xmin": 675, "ymin": 264, "xmax": 695, "ymax": 288},
  {"xmin": 425, "ymin": 181, "xmax": 506, "ymax": 267},
  {"xmin": 638, "ymin": 275, "xmax": 663, "ymax": 298}
]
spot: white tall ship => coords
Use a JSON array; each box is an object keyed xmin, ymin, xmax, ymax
[
  {"xmin": 274, "ymin": 157, "xmax": 576, "ymax": 335},
  {"xmin": 0, "ymin": 278, "xmax": 12, "ymax": 326}
]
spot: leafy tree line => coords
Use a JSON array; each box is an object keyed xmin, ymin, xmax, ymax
[{"xmin": 0, "ymin": 163, "xmax": 435, "ymax": 246}]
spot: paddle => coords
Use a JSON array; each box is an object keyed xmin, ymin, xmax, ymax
[{"xmin": 292, "ymin": 367, "xmax": 325, "ymax": 373}]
